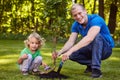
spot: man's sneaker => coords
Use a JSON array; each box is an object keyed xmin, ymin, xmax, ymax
[
  {"xmin": 92, "ymin": 68, "xmax": 102, "ymax": 78},
  {"xmin": 22, "ymin": 71, "xmax": 28, "ymax": 75},
  {"xmin": 84, "ymin": 66, "xmax": 92, "ymax": 73}
]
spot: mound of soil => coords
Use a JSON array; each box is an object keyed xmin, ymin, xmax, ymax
[{"xmin": 39, "ymin": 71, "xmax": 68, "ymax": 79}]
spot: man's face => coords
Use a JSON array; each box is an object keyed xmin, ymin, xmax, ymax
[{"xmin": 71, "ymin": 6, "xmax": 87, "ymax": 24}]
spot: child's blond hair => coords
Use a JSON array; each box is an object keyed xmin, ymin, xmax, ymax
[{"xmin": 24, "ymin": 32, "xmax": 45, "ymax": 48}]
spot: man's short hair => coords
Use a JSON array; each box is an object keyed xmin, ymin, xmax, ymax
[{"xmin": 70, "ymin": 4, "xmax": 85, "ymax": 14}]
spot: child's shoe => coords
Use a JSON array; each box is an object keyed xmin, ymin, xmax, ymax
[
  {"xmin": 22, "ymin": 71, "xmax": 28, "ymax": 75},
  {"xmin": 44, "ymin": 66, "xmax": 51, "ymax": 71},
  {"xmin": 32, "ymin": 69, "xmax": 41, "ymax": 75}
]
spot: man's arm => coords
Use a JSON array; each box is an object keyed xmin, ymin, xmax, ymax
[
  {"xmin": 62, "ymin": 26, "xmax": 100, "ymax": 61},
  {"xmin": 57, "ymin": 32, "xmax": 78, "ymax": 56}
]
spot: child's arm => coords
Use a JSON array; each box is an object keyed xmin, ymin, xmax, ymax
[
  {"xmin": 17, "ymin": 57, "xmax": 24, "ymax": 64},
  {"xmin": 42, "ymin": 61, "xmax": 51, "ymax": 71},
  {"xmin": 17, "ymin": 54, "xmax": 28, "ymax": 64},
  {"xmin": 42, "ymin": 61, "xmax": 47, "ymax": 67}
]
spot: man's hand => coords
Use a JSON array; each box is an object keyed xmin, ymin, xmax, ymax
[
  {"xmin": 52, "ymin": 51, "xmax": 58, "ymax": 60},
  {"xmin": 62, "ymin": 52, "xmax": 71, "ymax": 62}
]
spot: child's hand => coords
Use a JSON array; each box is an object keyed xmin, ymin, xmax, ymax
[
  {"xmin": 42, "ymin": 62, "xmax": 51, "ymax": 71},
  {"xmin": 21, "ymin": 54, "xmax": 28, "ymax": 60},
  {"xmin": 44, "ymin": 66, "xmax": 51, "ymax": 71},
  {"xmin": 18, "ymin": 54, "xmax": 28, "ymax": 64}
]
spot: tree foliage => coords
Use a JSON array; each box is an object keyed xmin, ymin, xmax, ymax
[{"xmin": 0, "ymin": 0, "xmax": 120, "ymax": 41}]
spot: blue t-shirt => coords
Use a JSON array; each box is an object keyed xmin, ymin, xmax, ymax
[{"xmin": 71, "ymin": 14, "xmax": 114, "ymax": 48}]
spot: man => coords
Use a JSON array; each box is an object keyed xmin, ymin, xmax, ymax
[{"xmin": 52, "ymin": 4, "xmax": 114, "ymax": 78}]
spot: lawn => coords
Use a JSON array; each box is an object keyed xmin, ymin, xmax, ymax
[{"xmin": 0, "ymin": 40, "xmax": 120, "ymax": 80}]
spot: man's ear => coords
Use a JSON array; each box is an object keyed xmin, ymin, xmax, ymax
[{"xmin": 84, "ymin": 9, "xmax": 87, "ymax": 14}]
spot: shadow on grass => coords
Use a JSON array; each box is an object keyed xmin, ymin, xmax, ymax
[{"xmin": 0, "ymin": 40, "xmax": 120, "ymax": 80}]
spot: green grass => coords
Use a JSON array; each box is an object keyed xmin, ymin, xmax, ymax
[{"xmin": 0, "ymin": 40, "xmax": 120, "ymax": 80}]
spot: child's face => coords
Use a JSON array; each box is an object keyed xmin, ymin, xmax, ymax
[{"xmin": 28, "ymin": 37, "xmax": 40, "ymax": 52}]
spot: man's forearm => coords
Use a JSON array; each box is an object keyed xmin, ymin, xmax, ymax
[
  {"xmin": 58, "ymin": 41, "xmax": 74, "ymax": 56},
  {"xmin": 67, "ymin": 27, "xmax": 100, "ymax": 54}
]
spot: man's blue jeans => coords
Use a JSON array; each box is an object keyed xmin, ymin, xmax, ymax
[{"xmin": 69, "ymin": 34, "xmax": 112, "ymax": 69}]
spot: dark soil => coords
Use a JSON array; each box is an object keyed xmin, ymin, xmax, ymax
[{"xmin": 39, "ymin": 71, "xmax": 68, "ymax": 79}]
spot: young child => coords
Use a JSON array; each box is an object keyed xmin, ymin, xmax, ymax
[{"xmin": 17, "ymin": 32, "xmax": 50, "ymax": 75}]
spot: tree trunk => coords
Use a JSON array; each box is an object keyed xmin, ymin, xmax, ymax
[
  {"xmin": 31, "ymin": 0, "xmax": 35, "ymax": 27},
  {"xmin": 92, "ymin": 0, "xmax": 97, "ymax": 14},
  {"xmin": 98, "ymin": 0, "xmax": 104, "ymax": 19},
  {"xmin": 72, "ymin": 0, "xmax": 77, "ymax": 3},
  {"xmin": 108, "ymin": 3, "xmax": 118, "ymax": 34},
  {"xmin": 82, "ymin": 0, "xmax": 85, "ymax": 7}
]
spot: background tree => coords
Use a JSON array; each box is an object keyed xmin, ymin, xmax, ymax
[
  {"xmin": 0, "ymin": 0, "xmax": 120, "ymax": 45},
  {"xmin": 98, "ymin": 0, "xmax": 104, "ymax": 18},
  {"xmin": 108, "ymin": 1, "xmax": 118, "ymax": 35}
]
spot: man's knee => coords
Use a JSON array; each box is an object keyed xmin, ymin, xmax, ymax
[
  {"xmin": 94, "ymin": 34, "xmax": 103, "ymax": 41},
  {"xmin": 69, "ymin": 52, "xmax": 78, "ymax": 61},
  {"xmin": 69, "ymin": 55, "xmax": 74, "ymax": 61}
]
